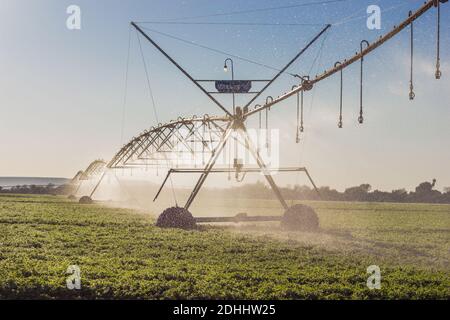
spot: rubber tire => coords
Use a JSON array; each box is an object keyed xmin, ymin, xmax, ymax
[
  {"xmin": 156, "ymin": 207, "xmax": 197, "ymax": 230},
  {"xmin": 79, "ymin": 196, "xmax": 93, "ymax": 204},
  {"xmin": 281, "ymin": 204, "xmax": 319, "ymax": 232}
]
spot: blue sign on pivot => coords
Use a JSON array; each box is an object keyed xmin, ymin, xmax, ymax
[{"xmin": 215, "ymin": 80, "xmax": 252, "ymax": 93}]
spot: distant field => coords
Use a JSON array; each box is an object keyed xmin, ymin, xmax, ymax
[{"xmin": 0, "ymin": 194, "xmax": 448, "ymax": 299}]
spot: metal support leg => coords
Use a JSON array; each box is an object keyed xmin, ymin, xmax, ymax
[
  {"xmin": 304, "ymin": 169, "xmax": 321, "ymax": 198},
  {"xmin": 238, "ymin": 125, "xmax": 289, "ymax": 210},
  {"xmin": 153, "ymin": 169, "xmax": 173, "ymax": 202},
  {"xmin": 89, "ymin": 171, "xmax": 107, "ymax": 198},
  {"xmin": 184, "ymin": 121, "xmax": 234, "ymax": 210}
]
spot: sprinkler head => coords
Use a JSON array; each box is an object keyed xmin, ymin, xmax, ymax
[
  {"xmin": 409, "ymin": 83, "xmax": 415, "ymax": 100},
  {"xmin": 338, "ymin": 121, "xmax": 343, "ymax": 129},
  {"xmin": 358, "ymin": 115, "xmax": 364, "ymax": 124},
  {"xmin": 435, "ymin": 60, "xmax": 441, "ymax": 79},
  {"xmin": 435, "ymin": 69, "xmax": 441, "ymax": 80}
]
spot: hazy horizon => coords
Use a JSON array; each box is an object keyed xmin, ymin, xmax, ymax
[{"xmin": 0, "ymin": 175, "xmax": 446, "ymax": 193}]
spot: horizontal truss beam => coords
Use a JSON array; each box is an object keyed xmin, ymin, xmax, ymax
[{"xmin": 153, "ymin": 166, "xmax": 319, "ymax": 202}]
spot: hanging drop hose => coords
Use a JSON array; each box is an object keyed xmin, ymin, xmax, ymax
[
  {"xmin": 228, "ymin": 141, "xmax": 231, "ymax": 181},
  {"xmin": 299, "ymin": 76, "xmax": 309, "ymax": 133},
  {"xmin": 234, "ymin": 131, "xmax": 238, "ymax": 179},
  {"xmin": 293, "ymin": 85, "xmax": 300, "ymax": 143},
  {"xmin": 265, "ymin": 108, "xmax": 269, "ymax": 147},
  {"xmin": 255, "ymin": 104, "xmax": 262, "ymax": 151},
  {"xmin": 435, "ymin": 0, "xmax": 442, "ymax": 79},
  {"xmin": 259, "ymin": 112, "xmax": 262, "ymax": 130},
  {"xmin": 202, "ymin": 116, "xmax": 206, "ymax": 165},
  {"xmin": 335, "ymin": 62, "xmax": 343, "ymax": 128},
  {"xmin": 294, "ymin": 89, "xmax": 305, "ymax": 143},
  {"xmin": 300, "ymin": 88, "xmax": 304, "ymax": 133},
  {"xmin": 258, "ymin": 108, "xmax": 262, "ymax": 130},
  {"xmin": 265, "ymin": 96, "xmax": 273, "ymax": 149},
  {"xmin": 409, "ymin": 11, "xmax": 415, "ymax": 101},
  {"xmin": 359, "ymin": 40, "xmax": 369, "ymax": 124}
]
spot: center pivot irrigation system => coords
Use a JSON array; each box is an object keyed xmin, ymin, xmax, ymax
[{"xmin": 76, "ymin": 0, "xmax": 446, "ymax": 230}]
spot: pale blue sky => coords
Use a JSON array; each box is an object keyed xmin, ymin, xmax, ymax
[{"xmin": 0, "ymin": 0, "xmax": 449, "ymax": 191}]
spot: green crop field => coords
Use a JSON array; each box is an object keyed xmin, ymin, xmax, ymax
[{"xmin": 0, "ymin": 194, "xmax": 448, "ymax": 299}]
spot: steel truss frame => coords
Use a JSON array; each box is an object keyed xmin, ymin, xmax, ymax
[
  {"xmin": 88, "ymin": 22, "xmax": 329, "ymax": 210},
  {"xmin": 88, "ymin": 0, "xmax": 446, "ymax": 214},
  {"xmin": 108, "ymin": 116, "xmax": 230, "ymax": 169},
  {"xmin": 72, "ymin": 160, "xmax": 107, "ymax": 195}
]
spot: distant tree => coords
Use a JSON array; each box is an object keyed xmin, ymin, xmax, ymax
[
  {"xmin": 442, "ymin": 189, "xmax": 450, "ymax": 204},
  {"xmin": 415, "ymin": 179, "xmax": 436, "ymax": 193},
  {"xmin": 391, "ymin": 189, "xmax": 408, "ymax": 202},
  {"xmin": 392, "ymin": 189, "xmax": 408, "ymax": 196},
  {"xmin": 54, "ymin": 183, "xmax": 76, "ymax": 195},
  {"xmin": 360, "ymin": 184, "xmax": 372, "ymax": 193},
  {"xmin": 411, "ymin": 179, "xmax": 442, "ymax": 203},
  {"xmin": 344, "ymin": 184, "xmax": 371, "ymax": 201},
  {"xmin": 370, "ymin": 190, "xmax": 391, "ymax": 202},
  {"xmin": 317, "ymin": 186, "xmax": 341, "ymax": 201}
]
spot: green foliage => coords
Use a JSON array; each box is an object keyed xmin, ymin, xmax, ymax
[{"xmin": 0, "ymin": 195, "xmax": 448, "ymax": 299}]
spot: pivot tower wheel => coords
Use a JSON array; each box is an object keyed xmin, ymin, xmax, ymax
[
  {"xmin": 281, "ymin": 204, "xmax": 319, "ymax": 232},
  {"xmin": 156, "ymin": 207, "xmax": 197, "ymax": 230}
]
